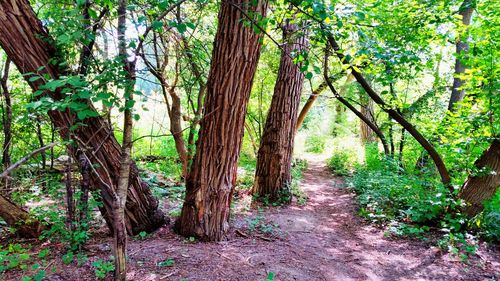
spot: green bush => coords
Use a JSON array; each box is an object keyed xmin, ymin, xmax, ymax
[
  {"xmin": 473, "ymin": 190, "xmax": 500, "ymax": 242},
  {"xmin": 305, "ymin": 134, "xmax": 326, "ymax": 153},
  {"xmin": 348, "ymin": 159, "xmax": 453, "ymax": 224},
  {"xmin": 327, "ymin": 150, "xmax": 357, "ymax": 176}
]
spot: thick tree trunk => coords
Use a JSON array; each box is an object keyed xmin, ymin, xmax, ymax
[
  {"xmin": 0, "ymin": 0, "xmax": 165, "ymax": 235},
  {"xmin": 448, "ymin": 0, "xmax": 474, "ymax": 111},
  {"xmin": 0, "ymin": 194, "xmax": 44, "ymax": 238},
  {"xmin": 253, "ymin": 23, "xmax": 307, "ymax": 203},
  {"xmin": 458, "ymin": 140, "xmax": 500, "ymax": 216},
  {"xmin": 176, "ymin": 0, "xmax": 267, "ymax": 241}
]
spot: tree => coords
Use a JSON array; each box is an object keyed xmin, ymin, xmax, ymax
[
  {"xmin": 458, "ymin": 139, "xmax": 499, "ymax": 216},
  {"xmin": 253, "ymin": 23, "xmax": 307, "ymax": 203},
  {"xmin": 0, "ymin": 0, "xmax": 166, "ymax": 235},
  {"xmin": 176, "ymin": 0, "xmax": 268, "ymax": 241}
]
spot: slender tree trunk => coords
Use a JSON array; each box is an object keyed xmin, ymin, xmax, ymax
[
  {"xmin": 323, "ymin": 70, "xmax": 390, "ymax": 155},
  {"xmin": 398, "ymin": 128, "xmax": 406, "ymax": 164},
  {"xmin": 325, "ymin": 35, "xmax": 452, "ymax": 188},
  {"xmin": 458, "ymin": 140, "xmax": 500, "ymax": 216},
  {"xmin": 79, "ymin": 154, "xmax": 90, "ymax": 223},
  {"xmin": 65, "ymin": 151, "xmax": 75, "ymax": 231},
  {"xmin": 0, "ymin": 0, "xmax": 165, "ymax": 235},
  {"xmin": 1, "ymin": 58, "xmax": 11, "ymax": 190},
  {"xmin": 244, "ymin": 121, "xmax": 258, "ymax": 157},
  {"xmin": 0, "ymin": 194, "xmax": 44, "ymax": 238},
  {"xmin": 114, "ymin": 1, "xmax": 134, "ymax": 278},
  {"xmin": 176, "ymin": 0, "xmax": 268, "ymax": 241},
  {"xmin": 35, "ymin": 117, "xmax": 46, "ymax": 169},
  {"xmin": 295, "ymin": 81, "xmax": 327, "ymax": 132},
  {"xmin": 448, "ymin": 0, "xmax": 474, "ymax": 111},
  {"xmin": 360, "ymin": 94, "xmax": 376, "ymax": 143},
  {"xmin": 253, "ymin": 23, "xmax": 307, "ymax": 203}
]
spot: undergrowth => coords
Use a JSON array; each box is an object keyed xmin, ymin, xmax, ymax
[{"xmin": 336, "ymin": 143, "xmax": 499, "ymax": 261}]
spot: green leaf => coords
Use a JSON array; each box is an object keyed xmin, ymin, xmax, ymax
[
  {"xmin": 152, "ymin": 21, "xmax": 163, "ymax": 31},
  {"xmin": 177, "ymin": 23, "xmax": 187, "ymax": 33},
  {"xmin": 157, "ymin": 258, "xmax": 174, "ymax": 267}
]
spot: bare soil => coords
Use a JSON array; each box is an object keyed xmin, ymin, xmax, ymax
[{"xmin": 3, "ymin": 156, "xmax": 499, "ymax": 280}]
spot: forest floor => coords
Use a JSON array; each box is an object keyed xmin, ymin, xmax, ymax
[{"xmin": 3, "ymin": 155, "xmax": 499, "ymax": 281}]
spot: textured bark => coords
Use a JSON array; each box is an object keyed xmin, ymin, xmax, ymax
[
  {"xmin": 176, "ymin": 0, "xmax": 267, "ymax": 241},
  {"xmin": 0, "ymin": 0, "xmax": 165, "ymax": 235},
  {"xmin": 448, "ymin": 0, "xmax": 474, "ymax": 111},
  {"xmin": 253, "ymin": 24, "xmax": 307, "ymax": 203},
  {"xmin": 1, "ymin": 58, "xmax": 11, "ymax": 190},
  {"xmin": 0, "ymin": 194, "xmax": 44, "ymax": 238},
  {"xmin": 458, "ymin": 140, "xmax": 500, "ymax": 216}
]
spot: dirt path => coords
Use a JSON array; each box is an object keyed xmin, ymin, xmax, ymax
[{"xmin": 40, "ymin": 156, "xmax": 498, "ymax": 280}]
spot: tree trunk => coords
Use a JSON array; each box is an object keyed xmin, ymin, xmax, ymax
[
  {"xmin": 176, "ymin": 0, "xmax": 267, "ymax": 241},
  {"xmin": 113, "ymin": 2, "xmax": 133, "ymax": 278},
  {"xmin": 0, "ymin": 0, "xmax": 166, "ymax": 235},
  {"xmin": 458, "ymin": 140, "xmax": 500, "ymax": 216},
  {"xmin": 360, "ymin": 94, "xmax": 376, "ymax": 143},
  {"xmin": 169, "ymin": 89, "xmax": 189, "ymax": 179},
  {"xmin": 448, "ymin": 0, "xmax": 474, "ymax": 111},
  {"xmin": 295, "ymin": 81, "xmax": 327, "ymax": 132},
  {"xmin": 1, "ymin": 58, "xmax": 11, "ymax": 190},
  {"xmin": 322, "ymin": 71, "xmax": 390, "ymax": 156},
  {"xmin": 0, "ymin": 194, "xmax": 44, "ymax": 238},
  {"xmin": 253, "ymin": 23, "xmax": 307, "ymax": 203}
]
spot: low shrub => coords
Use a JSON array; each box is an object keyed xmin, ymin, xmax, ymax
[{"xmin": 327, "ymin": 149, "xmax": 357, "ymax": 176}]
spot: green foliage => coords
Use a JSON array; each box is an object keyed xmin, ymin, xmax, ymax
[
  {"xmin": 305, "ymin": 134, "xmax": 326, "ymax": 153},
  {"xmin": 349, "ymin": 158, "xmax": 453, "ymax": 224},
  {"xmin": 157, "ymin": 258, "xmax": 175, "ymax": 267},
  {"xmin": 291, "ymin": 159, "xmax": 308, "ymax": 205},
  {"xmin": 0, "ymin": 244, "xmax": 48, "ymax": 280},
  {"xmin": 472, "ymin": 190, "xmax": 500, "ymax": 242},
  {"xmin": 327, "ymin": 149, "xmax": 357, "ymax": 176},
  {"xmin": 92, "ymin": 259, "xmax": 115, "ymax": 280}
]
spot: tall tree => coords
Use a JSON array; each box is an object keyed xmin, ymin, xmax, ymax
[
  {"xmin": 0, "ymin": 0, "xmax": 165, "ymax": 235},
  {"xmin": 176, "ymin": 0, "xmax": 268, "ymax": 241},
  {"xmin": 253, "ymin": 23, "xmax": 307, "ymax": 203}
]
